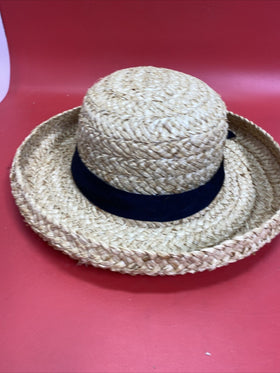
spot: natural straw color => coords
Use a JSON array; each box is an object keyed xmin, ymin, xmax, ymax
[
  {"xmin": 78, "ymin": 67, "xmax": 227, "ymax": 194},
  {"xmin": 10, "ymin": 67, "xmax": 280, "ymax": 275}
]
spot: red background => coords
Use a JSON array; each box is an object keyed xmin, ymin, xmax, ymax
[{"xmin": 1, "ymin": 1, "xmax": 280, "ymax": 372}]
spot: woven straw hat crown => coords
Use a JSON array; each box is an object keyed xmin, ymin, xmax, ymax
[{"xmin": 76, "ymin": 66, "xmax": 228, "ymax": 195}]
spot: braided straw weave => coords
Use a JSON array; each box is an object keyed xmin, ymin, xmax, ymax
[
  {"xmin": 10, "ymin": 66, "xmax": 280, "ymax": 275},
  {"xmin": 78, "ymin": 67, "xmax": 227, "ymax": 194}
]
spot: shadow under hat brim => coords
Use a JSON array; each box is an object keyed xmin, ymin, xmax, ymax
[{"xmin": 10, "ymin": 107, "xmax": 280, "ymax": 275}]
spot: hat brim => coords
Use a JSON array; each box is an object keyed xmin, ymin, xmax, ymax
[{"xmin": 10, "ymin": 107, "xmax": 280, "ymax": 275}]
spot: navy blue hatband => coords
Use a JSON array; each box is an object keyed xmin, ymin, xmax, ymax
[
  {"xmin": 71, "ymin": 131, "xmax": 235, "ymax": 222},
  {"xmin": 71, "ymin": 151, "xmax": 227, "ymax": 222}
]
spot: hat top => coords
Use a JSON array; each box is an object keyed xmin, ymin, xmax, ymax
[
  {"xmin": 76, "ymin": 66, "xmax": 228, "ymax": 195},
  {"xmin": 81, "ymin": 66, "xmax": 227, "ymax": 142}
]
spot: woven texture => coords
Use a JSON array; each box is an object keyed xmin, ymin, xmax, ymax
[
  {"xmin": 10, "ymin": 67, "xmax": 280, "ymax": 275},
  {"xmin": 77, "ymin": 67, "xmax": 228, "ymax": 194}
]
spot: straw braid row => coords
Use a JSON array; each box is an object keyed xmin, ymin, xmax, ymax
[
  {"xmin": 77, "ymin": 117, "xmax": 226, "ymax": 194},
  {"xmin": 78, "ymin": 113, "xmax": 226, "ymax": 158}
]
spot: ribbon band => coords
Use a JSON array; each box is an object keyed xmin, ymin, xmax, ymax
[
  {"xmin": 71, "ymin": 131, "xmax": 235, "ymax": 222},
  {"xmin": 71, "ymin": 152, "xmax": 225, "ymax": 222}
]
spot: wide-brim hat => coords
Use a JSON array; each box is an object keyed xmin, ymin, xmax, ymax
[{"xmin": 10, "ymin": 66, "xmax": 280, "ymax": 275}]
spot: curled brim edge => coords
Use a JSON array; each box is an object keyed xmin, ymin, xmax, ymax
[{"xmin": 10, "ymin": 108, "xmax": 280, "ymax": 275}]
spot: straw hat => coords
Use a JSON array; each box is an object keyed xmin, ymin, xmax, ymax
[{"xmin": 10, "ymin": 66, "xmax": 280, "ymax": 275}]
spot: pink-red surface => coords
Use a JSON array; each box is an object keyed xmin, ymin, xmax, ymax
[{"xmin": 1, "ymin": 1, "xmax": 280, "ymax": 372}]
